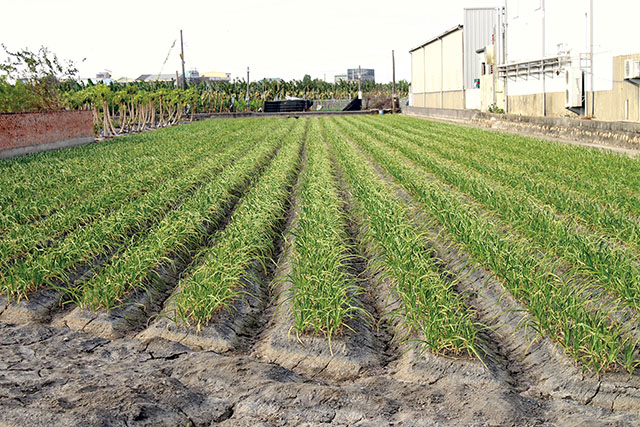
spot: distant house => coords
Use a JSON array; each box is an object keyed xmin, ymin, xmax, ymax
[
  {"xmin": 334, "ymin": 74, "xmax": 347, "ymax": 83},
  {"xmin": 135, "ymin": 74, "xmax": 177, "ymax": 83},
  {"xmin": 201, "ymin": 71, "xmax": 231, "ymax": 82},
  {"xmin": 114, "ymin": 77, "xmax": 136, "ymax": 84},
  {"xmin": 96, "ymin": 70, "xmax": 113, "ymax": 85}
]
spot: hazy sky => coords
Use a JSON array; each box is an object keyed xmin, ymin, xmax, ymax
[{"xmin": 0, "ymin": 0, "xmax": 502, "ymax": 83}]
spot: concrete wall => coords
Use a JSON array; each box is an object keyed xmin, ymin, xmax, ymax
[
  {"xmin": 480, "ymin": 74, "xmax": 506, "ymax": 112},
  {"xmin": 0, "ymin": 110, "xmax": 94, "ymax": 159},
  {"xmin": 412, "ymin": 91, "xmax": 465, "ymax": 109},
  {"xmin": 507, "ymin": 92, "xmax": 566, "ymax": 117},
  {"xmin": 312, "ymin": 99, "xmax": 353, "ymax": 111},
  {"xmin": 503, "ymin": 54, "xmax": 640, "ymax": 121},
  {"xmin": 403, "ymin": 105, "xmax": 640, "ymax": 150},
  {"xmin": 593, "ymin": 54, "xmax": 640, "ymax": 122},
  {"xmin": 411, "ymin": 27, "xmax": 464, "ymax": 109}
]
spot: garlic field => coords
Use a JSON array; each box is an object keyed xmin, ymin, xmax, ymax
[{"xmin": 2, "ymin": 115, "xmax": 640, "ymax": 420}]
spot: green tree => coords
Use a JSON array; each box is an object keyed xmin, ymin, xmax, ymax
[{"xmin": 0, "ymin": 44, "xmax": 78, "ymax": 112}]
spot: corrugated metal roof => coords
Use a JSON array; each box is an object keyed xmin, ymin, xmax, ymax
[
  {"xmin": 409, "ymin": 25, "xmax": 463, "ymax": 53},
  {"xmin": 135, "ymin": 74, "xmax": 176, "ymax": 82}
]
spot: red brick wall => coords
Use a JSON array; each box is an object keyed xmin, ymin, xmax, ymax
[{"xmin": 0, "ymin": 110, "xmax": 94, "ymax": 151}]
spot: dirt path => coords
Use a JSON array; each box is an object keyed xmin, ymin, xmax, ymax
[{"xmin": 3, "ymin": 322, "xmax": 639, "ymax": 426}]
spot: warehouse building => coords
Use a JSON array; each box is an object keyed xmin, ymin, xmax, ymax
[
  {"xmin": 410, "ymin": 25, "xmax": 464, "ymax": 109},
  {"xmin": 409, "ymin": 8, "xmax": 503, "ymax": 111},
  {"xmin": 410, "ymin": 2, "xmax": 640, "ymax": 121}
]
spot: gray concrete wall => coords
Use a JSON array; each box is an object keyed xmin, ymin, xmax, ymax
[
  {"xmin": 312, "ymin": 99, "xmax": 352, "ymax": 111},
  {"xmin": 0, "ymin": 136, "xmax": 95, "ymax": 160},
  {"xmin": 403, "ymin": 105, "xmax": 640, "ymax": 150},
  {"xmin": 200, "ymin": 110, "xmax": 376, "ymax": 120}
]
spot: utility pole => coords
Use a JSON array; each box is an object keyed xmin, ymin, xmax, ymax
[
  {"xmin": 392, "ymin": 50, "xmax": 397, "ymax": 113},
  {"xmin": 589, "ymin": 0, "xmax": 594, "ymax": 117},
  {"xmin": 246, "ymin": 66, "xmax": 250, "ymax": 101},
  {"xmin": 180, "ymin": 30, "xmax": 186, "ymax": 89},
  {"xmin": 358, "ymin": 65, "xmax": 362, "ymax": 99}
]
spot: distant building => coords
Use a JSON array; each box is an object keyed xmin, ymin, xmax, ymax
[
  {"xmin": 334, "ymin": 74, "xmax": 347, "ymax": 83},
  {"xmin": 347, "ymin": 68, "xmax": 375, "ymax": 83},
  {"xmin": 263, "ymin": 77, "xmax": 283, "ymax": 83},
  {"xmin": 201, "ymin": 71, "xmax": 231, "ymax": 82},
  {"xmin": 409, "ymin": 9, "xmax": 502, "ymax": 112},
  {"xmin": 96, "ymin": 70, "xmax": 113, "ymax": 85},
  {"xmin": 114, "ymin": 77, "xmax": 136, "ymax": 84},
  {"xmin": 136, "ymin": 74, "xmax": 177, "ymax": 83},
  {"xmin": 410, "ymin": 24, "xmax": 467, "ymax": 110},
  {"xmin": 409, "ymin": 3, "xmax": 640, "ymax": 121}
]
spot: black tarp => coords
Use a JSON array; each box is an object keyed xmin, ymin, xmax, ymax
[
  {"xmin": 264, "ymin": 100, "xmax": 313, "ymax": 113},
  {"xmin": 342, "ymin": 98, "xmax": 362, "ymax": 111}
]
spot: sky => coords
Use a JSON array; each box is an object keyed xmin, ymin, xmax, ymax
[{"xmin": 0, "ymin": 0, "xmax": 502, "ymax": 83}]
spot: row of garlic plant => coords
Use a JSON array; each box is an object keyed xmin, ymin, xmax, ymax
[
  {"xmin": 334, "ymin": 116, "xmax": 637, "ymax": 374},
  {"xmin": 390, "ymin": 115, "xmax": 640, "ymax": 218},
  {"xmin": 70, "ymin": 119, "xmax": 294, "ymax": 310},
  {"xmin": 0, "ymin": 118, "xmax": 254, "ymax": 230},
  {"xmin": 172, "ymin": 119, "xmax": 306, "ymax": 329},
  {"xmin": 288, "ymin": 118, "xmax": 362, "ymax": 344},
  {"xmin": 0, "ymin": 120, "xmax": 264, "ymax": 265},
  {"xmin": 0, "ymin": 120, "xmax": 280, "ymax": 300},
  {"xmin": 346, "ymin": 117, "xmax": 640, "ymax": 311},
  {"xmin": 363, "ymin": 116, "xmax": 640, "ymax": 255},
  {"xmin": 321, "ymin": 118, "xmax": 479, "ymax": 357}
]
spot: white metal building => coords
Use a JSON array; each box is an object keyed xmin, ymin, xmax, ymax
[
  {"xmin": 500, "ymin": 0, "xmax": 640, "ymax": 120},
  {"xmin": 410, "ymin": 8, "xmax": 503, "ymax": 111},
  {"xmin": 410, "ymin": 1, "xmax": 640, "ymax": 121}
]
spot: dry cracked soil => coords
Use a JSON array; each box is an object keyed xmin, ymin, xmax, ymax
[{"xmin": 1, "ymin": 321, "xmax": 639, "ymax": 426}]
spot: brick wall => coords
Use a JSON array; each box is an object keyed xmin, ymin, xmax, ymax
[{"xmin": 0, "ymin": 110, "xmax": 93, "ymax": 152}]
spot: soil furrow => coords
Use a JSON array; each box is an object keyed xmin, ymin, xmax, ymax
[
  {"xmin": 138, "ymin": 122, "xmax": 304, "ymax": 352},
  {"xmin": 71, "ymin": 136, "xmax": 286, "ymax": 341},
  {"xmin": 255, "ymin": 128, "xmax": 382, "ymax": 381},
  {"xmin": 337, "ymin": 119, "xmax": 640, "ymax": 410}
]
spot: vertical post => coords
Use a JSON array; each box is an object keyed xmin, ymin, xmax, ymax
[
  {"xmin": 541, "ymin": 0, "xmax": 546, "ymax": 116},
  {"xmin": 589, "ymin": 0, "xmax": 594, "ymax": 117},
  {"xmin": 503, "ymin": 6, "xmax": 509, "ymax": 113},
  {"xmin": 440, "ymin": 37, "xmax": 444, "ymax": 108},
  {"xmin": 358, "ymin": 65, "xmax": 362, "ymax": 99},
  {"xmin": 246, "ymin": 66, "xmax": 250, "ymax": 101},
  {"xmin": 492, "ymin": 26, "xmax": 497, "ymax": 108},
  {"xmin": 180, "ymin": 30, "xmax": 186, "ymax": 89},
  {"xmin": 392, "ymin": 50, "xmax": 396, "ymax": 113},
  {"xmin": 461, "ymin": 28, "xmax": 466, "ymax": 110}
]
